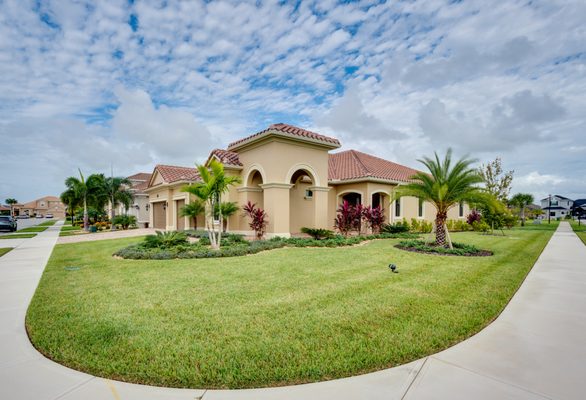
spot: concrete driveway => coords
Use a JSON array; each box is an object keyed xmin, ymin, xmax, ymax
[{"xmin": 0, "ymin": 222, "xmax": 584, "ymax": 399}]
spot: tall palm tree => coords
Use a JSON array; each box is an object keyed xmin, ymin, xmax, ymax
[
  {"xmin": 103, "ymin": 176, "xmax": 133, "ymax": 230},
  {"xmin": 64, "ymin": 169, "xmax": 90, "ymax": 230},
  {"xmin": 5, "ymin": 198, "xmax": 18, "ymax": 217},
  {"xmin": 180, "ymin": 200, "xmax": 205, "ymax": 229},
  {"xmin": 60, "ymin": 189, "xmax": 79, "ymax": 225},
  {"xmin": 395, "ymin": 149, "xmax": 491, "ymax": 248},
  {"xmin": 510, "ymin": 193, "xmax": 534, "ymax": 226},
  {"xmin": 182, "ymin": 159, "xmax": 241, "ymax": 249}
]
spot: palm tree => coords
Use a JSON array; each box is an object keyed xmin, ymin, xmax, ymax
[
  {"xmin": 510, "ymin": 193, "xmax": 534, "ymax": 226},
  {"xmin": 395, "ymin": 149, "xmax": 491, "ymax": 248},
  {"xmin": 180, "ymin": 200, "xmax": 205, "ymax": 229},
  {"xmin": 103, "ymin": 176, "xmax": 133, "ymax": 230},
  {"xmin": 5, "ymin": 198, "xmax": 18, "ymax": 217},
  {"xmin": 64, "ymin": 169, "xmax": 90, "ymax": 230},
  {"xmin": 60, "ymin": 189, "xmax": 79, "ymax": 225},
  {"xmin": 216, "ymin": 201, "xmax": 239, "ymax": 232},
  {"xmin": 182, "ymin": 159, "xmax": 241, "ymax": 249}
]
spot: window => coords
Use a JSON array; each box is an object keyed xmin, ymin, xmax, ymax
[
  {"xmin": 305, "ymin": 189, "xmax": 313, "ymax": 199},
  {"xmin": 459, "ymin": 202, "xmax": 464, "ymax": 217},
  {"xmin": 551, "ymin": 200, "xmax": 559, "ymax": 206},
  {"xmin": 418, "ymin": 198, "xmax": 424, "ymax": 218},
  {"xmin": 395, "ymin": 199, "xmax": 401, "ymax": 217}
]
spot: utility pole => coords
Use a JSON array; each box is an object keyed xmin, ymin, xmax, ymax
[{"xmin": 547, "ymin": 194, "xmax": 551, "ymax": 224}]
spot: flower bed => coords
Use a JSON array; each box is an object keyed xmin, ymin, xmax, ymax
[
  {"xmin": 395, "ymin": 239, "xmax": 492, "ymax": 257},
  {"xmin": 114, "ymin": 232, "xmax": 419, "ymax": 260}
]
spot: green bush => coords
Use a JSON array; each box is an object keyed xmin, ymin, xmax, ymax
[
  {"xmin": 112, "ymin": 215, "xmax": 137, "ymax": 230},
  {"xmin": 142, "ymin": 231, "xmax": 189, "ymax": 249},
  {"xmin": 409, "ymin": 218, "xmax": 433, "ymax": 233},
  {"xmin": 300, "ymin": 227, "xmax": 335, "ymax": 240},
  {"xmin": 381, "ymin": 222, "xmax": 410, "ymax": 233},
  {"xmin": 472, "ymin": 220, "xmax": 490, "ymax": 233}
]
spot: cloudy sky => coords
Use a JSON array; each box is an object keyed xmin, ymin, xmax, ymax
[{"xmin": 1, "ymin": 0, "xmax": 585, "ymax": 203}]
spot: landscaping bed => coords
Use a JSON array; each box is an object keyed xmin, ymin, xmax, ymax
[
  {"xmin": 395, "ymin": 239, "xmax": 493, "ymax": 257},
  {"xmin": 114, "ymin": 232, "xmax": 419, "ymax": 260}
]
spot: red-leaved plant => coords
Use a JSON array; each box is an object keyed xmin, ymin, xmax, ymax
[
  {"xmin": 362, "ymin": 205, "xmax": 385, "ymax": 234},
  {"xmin": 466, "ymin": 209, "xmax": 482, "ymax": 225},
  {"xmin": 242, "ymin": 201, "xmax": 268, "ymax": 240},
  {"xmin": 335, "ymin": 201, "xmax": 359, "ymax": 237}
]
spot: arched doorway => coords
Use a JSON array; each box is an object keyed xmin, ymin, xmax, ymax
[
  {"xmin": 289, "ymin": 169, "xmax": 315, "ymax": 234},
  {"xmin": 341, "ymin": 192, "xmax": 362, "ymax": 206},
  {"xmin": 247, "ymin": 170, "xmax": 264, "ymax": 209}
]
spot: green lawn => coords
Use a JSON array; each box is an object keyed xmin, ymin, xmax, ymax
[
  {"xmin": 38, "ymin": 220, "xmax": 57, "ymax": 226},
  {"xmin": 27, "ymin": 228, "xmax": 553, "ymax": 389},
  {"xmin": 18, "ymin": 226, "xmax": 48, "ymax": 233},
  {"xmin": 570, "ymin": 220, "xmax": 586, "ymax": 245},
  {"xmin": 0, "ymin": 248, "xmax": 12, "ymax": 257},
  {"xmin": 0, "ymin": 233, "xmax": 36, "ymax": 239}
]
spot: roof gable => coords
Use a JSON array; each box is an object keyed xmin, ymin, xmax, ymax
[
  {"xmin": 328, "ymin": 150, "xmax": 420, "ymax": 183},
  {"xmin": 148, "ymin": 165, "xmax": 200, "ymax": 187},
  {"xmin": 228, "ymin": 123, "xmax": 341, "ymax": 151},
  {"xmin": 206, "ymin": 149, "xmax": 242, "ymax": 167}
]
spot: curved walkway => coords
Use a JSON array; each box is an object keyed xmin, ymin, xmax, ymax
[{"xmin": 1, "ymin": 222, "xmax": 584, "ymax": 399}]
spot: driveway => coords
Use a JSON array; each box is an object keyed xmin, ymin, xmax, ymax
[{"xmin": 0, "ymin": 222, "xmax": 584, "ymax": 399}]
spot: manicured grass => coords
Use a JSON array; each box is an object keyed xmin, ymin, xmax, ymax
[
  {"xmin": 59, "ymin": 224, "xmax": 83, "ymax": 237},
  {"xmin": 0, "ymin": 233, "xmax": 36, "ymax": 239},
  {"xmin": 0, "ymin": 248, "xmax": 12, "ymax": 257},
  {"xmin": 570, "ymin": 220, "xmax": 586, "ymax": 245},
  {"xmin": 27, "ymin": 229, "xmax": 553, "ymax": 389},
  {"xmin": 38, "ymin": 220, "xmax": 57, "ymax": 226},
  {"xmin": 18, "ymin": 226, "xmax": 48, "ymax": 233}
]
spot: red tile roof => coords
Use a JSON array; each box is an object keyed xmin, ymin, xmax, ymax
[
  {"xmin": 228, "ymin": 123, "xmax": 341, "ymax": 150},
  {"xmin": 127, "ymin": 172, "xmax": 152, "ymax": 181},
  {"xmin": 328, "ymin": 150, "xmax": 421, "ymax": 183},
  {"xmin": 153, "ymin": 165, "xmax": 200, "ymax": 184},
  {"xmin": 207, "ymin": 149, "xmax": 242, "ymax": 166}
]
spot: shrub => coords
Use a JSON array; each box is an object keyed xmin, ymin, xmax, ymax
[
  {"xmin": 243, "ymin": 201, "xmax": 268, "ymax": 240},
  {"xmin": 112, "ymin": 215, "xmax": 137, "ymax": 230},
  {"xmin": 142, "ymin": 231, "xmax": 188, "ymax": 249},
  {"xmin": 334, "ymin": 201, "xmax": 360, "ymax": 237},
  {"xmin": 467, "ymin": 209, "xmax": 482, "ymax": 225},
  {"xmin": 362, "ymin": 206, "xmax": 385, "ymax": 234},
  {"xmin": 381, "ymin": 222, "xmax": 409, "ymax": 233},
  {"xmin": 300, "ymin": 227, "xmax": 335, "ymax": 240},
  {"xmin": 472, "ymin": 220, "xmax": 490, "ymax": 233}
]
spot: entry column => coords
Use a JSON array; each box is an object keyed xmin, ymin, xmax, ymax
[
  {"xmin": 309, "ymin": 186, "xmax": 331, "ymax": 229},
  {"xmin": 260, "ymin": 183, "xmax": 293, "ymax": 238}
]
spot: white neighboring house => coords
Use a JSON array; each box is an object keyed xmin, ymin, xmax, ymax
[
  {"xmin": 540, "ymin": 195, "xmax": 573, "ymax": 219},
  {"xmin": 113, "ymin": 173, "xmax": 152, "ymax": 228}
]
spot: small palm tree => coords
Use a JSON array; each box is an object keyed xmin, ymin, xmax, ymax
[
  {"xmin": 395, "ymin": 149, "xmax": 491, "ymax": 248},
  {"xmin": 103, "ymin": 176, "xmax": 133, "ymax": 230},
  {"xmin": 216, "ymin": 202, "xmax": 239, "ymax": 232},
  {"xmin": 180, "ymin": 200, "xmax": 205, "ymax": 229},
  {"xmin": 64, "ymin": 169, "xmax": 90, "ymax": 230},
  {"xmin": 5, "ymin": 198, "xmax": 18, "ymax": 217},
  {"xmin": 510, "ymin": 193, "xmax": 534, "ymax": 226},
  {"xmin": 60, "ymin": 189, "xmax": 79, "ymax": 225},
  {"xmin": 182, "ymin": 159, "xmax": 241, "ymax": 249}
]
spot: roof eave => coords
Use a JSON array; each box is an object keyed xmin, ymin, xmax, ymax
[{"xmin": 228, "ymin": 129, "xmax": 341, "ymax": 151}]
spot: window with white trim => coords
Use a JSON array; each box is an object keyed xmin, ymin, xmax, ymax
[
  {"xmin": 395, "ymin": 199, "xmax": 401, "ymax": 217},
  {"xmin": 459, "ymin": 201, "xmax": 464, "ymax": 217},
  {"xmin": 418, "ymin": 198, "xmax": 424, "ymax": 218}
]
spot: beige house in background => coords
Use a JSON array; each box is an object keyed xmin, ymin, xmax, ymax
[
  {"xmin": 145, "ymin": 123, "xmax": 469, "ymax": 236},
  {"xmin": 18, "ymin": 196, "xmax": 66, "ymax": 218},
  {"xmin": 111, "ymin": 173, "xmax": 152, "ymax": 228}
]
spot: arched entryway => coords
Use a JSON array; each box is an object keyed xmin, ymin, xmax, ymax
[
  {"xmin": 289, "ymin": 169, "xmax": 316, "ymax": 234},
  {"xmin": 341, "ymin": 192, "xmax": 362, "ymax": 206},
  {"xmin": 246, "ymin": 169, "xmax": 264, "ymax": 209}
]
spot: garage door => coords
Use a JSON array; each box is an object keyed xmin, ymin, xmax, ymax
[
  {"xmin": 176, "ymin": 199, "xmax": 185, "ymax": 231},
  {"xmin": 153, "ymin": 202, "xmax": 166, "ymax": 230}
]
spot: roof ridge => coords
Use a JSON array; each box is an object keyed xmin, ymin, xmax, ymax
[{"xmin": 349, "ymin": 150, "xmax": 371, "ymax": 177}]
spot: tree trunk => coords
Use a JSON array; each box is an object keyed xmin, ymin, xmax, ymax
[
  {"xmin": 521, "ymin": 206, "xmax": 525, "ymax": 226},
  {"xmin": 110, "ymin": 196, "xmax": 116, "ymax": 231},
  {"xmin": 223, "ymin": 219, "xmax": 228, "ymax": 233},
  {"xmin": 83, "ymin": 197, "xmax": 89, "ymax": 231},
  {"xmin": 435, "ymin": 212, "xmax": 448, "ymax": 247}
]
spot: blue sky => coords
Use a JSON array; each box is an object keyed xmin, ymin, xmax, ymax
[{"xmin": 1, "ymin": 0, "xmax": 585, "ymax": 202}]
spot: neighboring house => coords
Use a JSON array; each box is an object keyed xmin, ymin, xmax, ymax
[
  {"xmin": 145, "ymin": 123, "xmax": 470, "ymax": 236},
  {"xmin": 540, "ymin": 195, "xmax": 573, "ymax": 219},
  {"xmin": 572, "ymin": 199, "xmax": 586, "ymax": 219},
  {"xmin": 0, "ymin": 205, "xmax": 10, "ymax": 215},
  {"xmin": 111, "ymin": 172, "xmax": 152, "ymax": 228},
  {"xmin": 18, "ymin": 196, "xmax": 66, "ymax": 218}
]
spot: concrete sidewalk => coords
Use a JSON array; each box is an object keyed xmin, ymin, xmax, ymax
[{"xmin": 0, "ymin": 222, "xmax": 584, "ymax": 399}]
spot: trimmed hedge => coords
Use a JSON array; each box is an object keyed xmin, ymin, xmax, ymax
[{"xmin": 114, "ymin": 232, "xmax": 419, "ymax": 260}]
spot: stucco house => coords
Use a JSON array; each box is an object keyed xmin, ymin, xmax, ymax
[
  {"xmin": 17, "ymin": 196, "xmax": 66, "ymax": 218},
  {"xmin": 111, "ymin": 173, "xmax": 152, "ymax": 228},
  {"xmin": 145, "ymin": 123, "xmax": 469, "ymax": 236}
]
